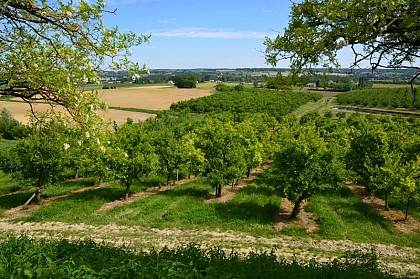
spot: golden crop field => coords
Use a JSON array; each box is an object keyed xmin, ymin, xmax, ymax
[{"xmin": 0, "ymin": 86, "xmax": 213, "ymax": 125}]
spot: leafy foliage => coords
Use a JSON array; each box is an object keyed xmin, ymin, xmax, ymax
[
  {"xmin": 0, "ymin": 115, "xmax": 68, "ymax": 203},
  {"xmin": 265, "ymin": 0, "xmax": 420, "ymax": 87},
  {"xmin": 336, "ymin": 88, "xmax": 420, "ymax": 108},
  {"xmin": 0, "ymin": 0, "xmax": 150, "ymax": 122},
  {"xmin": 273, "ymin": 122, "xmax": 345, "ymax": 218},
  {"xmin": 170, "ymin": 87, "xmax": 322, "ymax": 120},
  {"xmin": 0, "ymin": 236, "xmax": 401, "ymax": 279},
  {"xmin": 174, "ymin": 75, "xmax": 197, "ymax": 88},
  {"xmin": 0, "ymin": 109, "xmax": 28, "ymax": 140}
]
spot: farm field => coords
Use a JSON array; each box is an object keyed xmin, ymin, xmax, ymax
[
  {"xmin": 97, "ymin": 85, "xmax": 213, "ymax": 110},
  {"xmin": 0, "ymin": 85, "xmax": 213, "ymax": 125}
]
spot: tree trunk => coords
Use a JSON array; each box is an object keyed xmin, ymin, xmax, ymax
[
  {"xmin": 165, "ymin": 160, "xmax": 171, "ymax": 186},
  {"xmin": 290, "ymin": 195, "xmax": 305, "ymax": 219},
  {"xmin": 405, "ymin": 197, "xmax": 411, "ymax": 221},
  {"xmin": 384, "ymin": 192, "xmax": 389, "ymax": 211},
  {"xmin": 34, "ymin": 176, "xmax": 43, "ymax": 204},
  {"xmin": 247, "ymin": 168, "xmax": 251, "ymax": 178},
  {"xmin": 74, "ymin": 168, "xmax": 80, "ymax": 179},
  {"xmin": 215, "ymin": 185, "xmax": 222, "ymax": 197},
  {"xmin": 166, "ymin": 172, "xmax": 171, "ymax": 186},
  {"xmin": 124, "ymin": 183, "xmax": 131, "ymax": 200}
]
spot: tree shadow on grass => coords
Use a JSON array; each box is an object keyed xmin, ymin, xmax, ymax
[
  {"xmin": 239, "ymin": 185, "xmax": 276, "ymax": 197},
  {"xmin": 213, "ymin": 200, "xmax": 279, "ymax": 224},
  {"xmin": 317, "ymin": 187, "xmax": 396, "ymax": 233},
  {"xmin": 0, "ymin": 191, "xmax": 34, "ymax": 210},
  {"xmin": 159, "ymin": 186, "xmax": 210, "ymax": 199},
  {"xmin": 59, "ymin": 177, "xmax": 96, "ymax": 188}
]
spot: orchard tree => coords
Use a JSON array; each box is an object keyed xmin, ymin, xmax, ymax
[
  {"xmin": 111, "ymin": 121, "xmax": 158, "ymax": 199},
  {"xmin": 0, "ymin": 0, "xmax": 150, "ymax": 122},
  {"xmin": 0, "ymin": 109, "xmax": 28, "ymax": 140},
  {"xmin": 237, "ymin": 114, "xmax": 277, "ymax": 177},
  {"xmin": 366, "ymin": 151, "xmax": 402, "ymax": 210},
  {"xmin": 182, "ymin": 132, "xmax": 205, "ymax": 179},
  {"xmin": 274, "ymin": 124, "xmax": 344, "ymax": 219},
  {"xmin": 397, "ymin": 157, "xmax": 420, "ymax": 220},
  {"xmin": 265, "ymin": 0, "xmax": 420, "ymax": 99},
  {"xmin": 346, "ymin": 121, "xmax": 390, "ymax": 186},
  {"xmin": 145, "ymin": 112, "xmax": 194, "ymax": 185},
  {"xmin": 0, "ymin": 114, "xmax": 68, "ymax": 204},
  {"xmin": 194, "ymin": 116, "xmax": 246, "ymax": 197}
]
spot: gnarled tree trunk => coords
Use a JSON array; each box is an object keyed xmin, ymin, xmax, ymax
[{"xmin": 290, "ymin": 195, "xmax": 305, "ymax": 219}]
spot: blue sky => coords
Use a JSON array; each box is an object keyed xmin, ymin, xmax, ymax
[{"xmin": 103, "ymin": 0, "xmax": 354, "ymax": 69}]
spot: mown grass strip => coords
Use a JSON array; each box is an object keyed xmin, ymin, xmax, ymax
[
  {"xmin": 107, "ymin": 179, "xmax": 281, "ymax": 235},
  {"xmin": 24, "ymin": 177, "xmax": 282, "ymax": 236},
  {"xmin": 306, "ymin": 187, "xmax": 420, "ymax": 247}
]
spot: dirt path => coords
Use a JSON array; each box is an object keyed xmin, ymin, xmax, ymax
[
  {"xmin": 348, "ymin": 184, "xmax": 420, "ymax": 234},
  {"xmin": 0, "ymin": 220, "xmax": 418, "ymax": 277}
]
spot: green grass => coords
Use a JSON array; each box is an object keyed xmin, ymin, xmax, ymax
[
  {"xmin": 0, "ymin": 139, "xmax": 19, "ymax": 149},
  {"xmin": 0, "ymin": 171, "xmax": 21, "ymax": 196},
  {"xmin": 1, "ymin": 236, "xmax": 400, "ymax": 279},
  {"xmin": 25, "ymin": 181, "xmax": 149, "ymax": 223},
  {"xmin": 4, "ymin": 166, "xmax": 420, "ymax": 247},
  {"xmin": 0, "ymin": 175, "xmax": 96, "ymax": 217},
  {"xmin": 196, "ymin": 82, "xmax": 217, "ymax": 88},
  {"xmin": 306, "ymin": 187, "xmax": 420, "ymax": 247},
  {"xmin": 24, "ymin": 176, "xmax": 282, "ymax": 236},
  {"xmin": 109, "ymin": 179, "xmax": 280, "ymax": 235},
  {"xmin": 0, "ymin": 96, "xmax": 14, "ymax": 100},
  {"xmin": 291, "ymin": 98, "xmax": 329, "ymax": 118}
]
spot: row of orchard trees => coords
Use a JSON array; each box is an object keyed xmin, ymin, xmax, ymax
[
  {"xmin": 1, "ymin": 108, "xmax": 419, "ymax": 219},
  {"xmin": 0, "ymin": 111, "xmax": 277, "ymax": 204},
  {"xmin": 345, "ymin": 115, "xmax": 420, "ymax": 219},
  {"xmin": 294, "ymin": 112, "xmax": 420, "ymax": 220}
]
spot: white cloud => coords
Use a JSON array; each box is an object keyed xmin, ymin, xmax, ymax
[
  {"xmin": 157, "ymin": 17, "xmax": 177, "ymax": 24},
  {"xmin": 153, "ymin": 28, "xmax": 272, "ymax": 39}
]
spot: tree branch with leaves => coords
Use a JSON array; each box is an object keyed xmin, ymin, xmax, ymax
[
  {"xmin": 0, "ymin": 0, "xmax": 150, "ymax": 122},
  {"xmin": 265, "ymin": 0, "xmax": 420, "ymax": 99}
]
